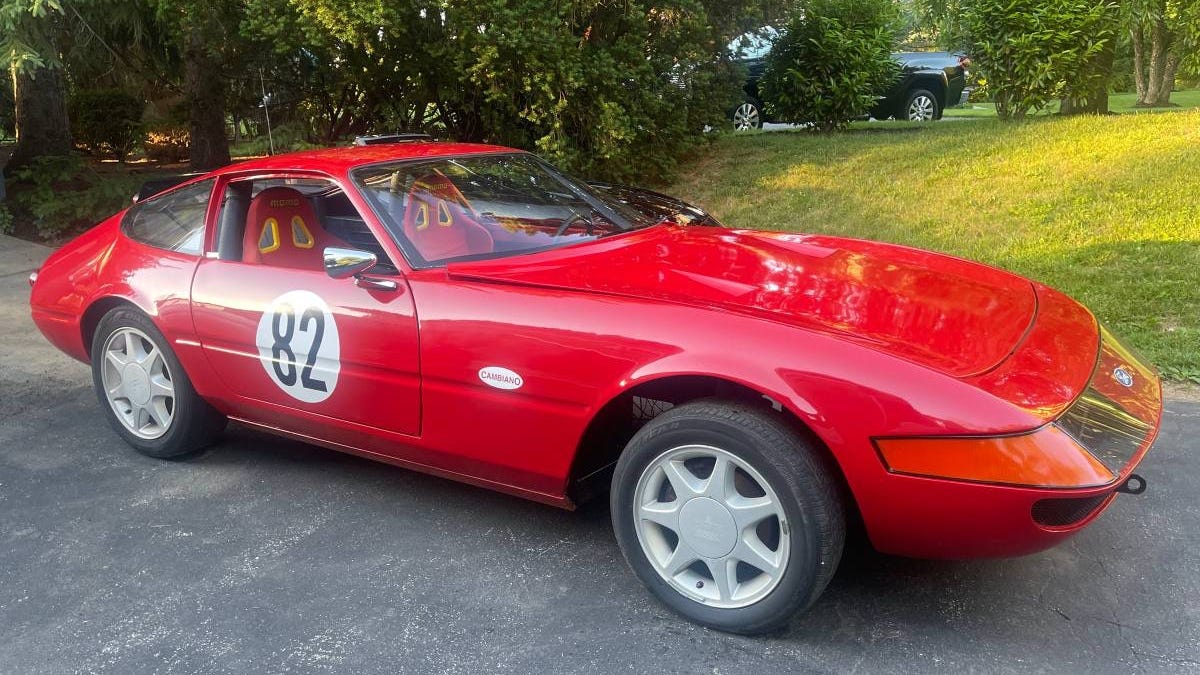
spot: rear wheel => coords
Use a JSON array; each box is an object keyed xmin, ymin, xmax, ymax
[
  {"xmin": 611, "ymin": 400, "xmax": 844, "ymax": 634},
  {"xmin": 903, "ymin": 89, "xmax": 939, "ymax": 121},
  {"xmin": 733, "ymin": 101, "xmax": 763, "ymax": 131},
  {"xmin": 91, "ymin": 306, "xmax": 225, "ymax": 458}
]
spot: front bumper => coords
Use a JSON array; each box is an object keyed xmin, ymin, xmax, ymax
[{"xmin": 863, "ymin": 328, "xmax": 1161, "ymax": 559}]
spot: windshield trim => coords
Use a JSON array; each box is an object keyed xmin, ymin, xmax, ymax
[{"xmin": 348, "ymin": 151, "xmax": 652, "ymax": 270}]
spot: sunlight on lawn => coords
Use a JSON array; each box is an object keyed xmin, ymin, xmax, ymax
[{"xmin": 670, "ymin": 110, "xmax": 1200, "ymax": 381}]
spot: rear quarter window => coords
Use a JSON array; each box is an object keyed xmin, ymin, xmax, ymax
[{"xmin": 122, "ymin": 179, "xmax": 215, "ymax": 255}]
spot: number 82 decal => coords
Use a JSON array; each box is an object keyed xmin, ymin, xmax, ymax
[{"xmin": 256, "ymin": 290, "xmax": 341, "ymax": 403}]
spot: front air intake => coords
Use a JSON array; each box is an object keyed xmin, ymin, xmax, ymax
[{"xmin": 1031, "ymin": 494, "xmax": 1109, "ymax": 527}]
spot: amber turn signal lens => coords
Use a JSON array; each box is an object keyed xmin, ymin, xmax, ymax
[{"xmin": 875, "ymin": 426, "xmax": 1116, "ymax": 489}]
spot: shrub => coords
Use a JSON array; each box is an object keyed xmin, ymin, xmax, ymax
[
  {"xmin": 760, "ymin": 0, "xmax": 900, "ymax": 131},
  {"xmin": 0, "ymin": 76, "xmax": 13, "ymax": 141},
  {"xmin": 144, "ymin": 126, "xmax": 191, "ymax": 163},
  {"xmin": 230, "ymin": 124, "xmax": 320, "ymax": 158},
  {"xmin": 7, "ymin": 156, "xmax": 141, "ymax": 239},
  {"xmin": 266, "ymin": 0, "xmax": 766, "ymax": 183},
  {"xmin": 69, "ymin": 90, "xmax": 145, "ymax": 161},
  {"xmin": 956, "ymin": 0, "xmax": 1118, "ymax": 119}
]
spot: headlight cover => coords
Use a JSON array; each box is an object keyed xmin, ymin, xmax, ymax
[{"xmin": 875, "ymin": 326, "xmax": 1161, "ymax": 489}]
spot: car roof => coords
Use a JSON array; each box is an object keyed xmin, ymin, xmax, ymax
[{"xmin": 213, "ymin": 141, "xmax": 523, "ymax": 176}]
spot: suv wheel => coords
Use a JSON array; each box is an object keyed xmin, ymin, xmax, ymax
[
  {"xmin": 733, "ymin": 101, "xmax": 762, "ymax": 131},
  {"xmin": 904, "ymin": 89, "xmax": 939, "ymax": 121},
  {"xmin": 611, "ymin": 400, "xmax": 845, "ymax": 635}
]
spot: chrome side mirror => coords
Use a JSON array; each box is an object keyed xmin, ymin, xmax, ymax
[{"xmin": 324, "ymin": 247, "xmax": 377, "ymax": 279}]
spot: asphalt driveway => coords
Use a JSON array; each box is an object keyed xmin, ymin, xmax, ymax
[{"xmin": 1, "ymin": 234, "xmax": 1197, "ymax": 674}]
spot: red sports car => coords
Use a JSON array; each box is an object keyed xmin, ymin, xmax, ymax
[{"xmin": 29, "ymin": 140, "xmax": 1160, "ymax": 634}]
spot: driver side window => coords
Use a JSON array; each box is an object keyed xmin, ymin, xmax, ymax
[{"xmin": 215, "ymin": 177, "xmax": 396, "ymax": 273}]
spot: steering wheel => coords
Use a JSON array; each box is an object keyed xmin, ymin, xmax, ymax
[{"xmin": 554, "ymin": 213, "xmax": 594, "ymax": 237}]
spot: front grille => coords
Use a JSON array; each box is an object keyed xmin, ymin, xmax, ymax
[
  {"xmin": 1055, "ymin": 387, "xmax": 1152, "ymax": 473},
  {"xmin": 1032, "ymin": 494, "xmax": 1109, "ymax": 527}
]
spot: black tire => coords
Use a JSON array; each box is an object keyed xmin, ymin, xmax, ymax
[
  {"xmin": 610, "ymin": 399, "xmax": 845, "ymax": 635},
  {"xmin": 901, "ymin": 88, "xmax": 940, "ymax": 121},
  {"xmin": 90, "ymin": 306, "xmax": 226, "ymax": 459}
]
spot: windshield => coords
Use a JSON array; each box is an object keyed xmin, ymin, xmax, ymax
[{"xmin": 353, "ymin": 153, "xmax": 657, "ymax": 267}]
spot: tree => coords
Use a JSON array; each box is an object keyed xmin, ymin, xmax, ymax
[
  {"xmin": 759, "ymin": 0, "xmax": 900, "ymax": 131},
  {"xmin": 1060, "ymin": 1, "xmax": 1123, "ymax": 115},
  {"xmin": 2, "ymin": 0, "xmax": 73, "ymax": 170},
  {"xmin": 957, "ymin": 0, "xmax": 1119, "ymax": 119},
  {"xmin": 1128, "ymin": 0, "xmax": 1200, "ymax": 107},
  {"xmin": 3, "ymin": 0, "xmax": 162, "ymax": 167},
  {"xmin": 151, "ymin": 0, "xmax": 245, "ymax": 170},
  {"xmin": 265, "ymin": 0, "xmax": 778, "ymax": 182}
]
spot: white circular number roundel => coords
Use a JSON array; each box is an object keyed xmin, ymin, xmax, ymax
[{"xmin": 256, "ymin": 290, "xmax": 341, "ymax": 403}]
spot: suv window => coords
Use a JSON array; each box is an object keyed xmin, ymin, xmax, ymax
[{"xmin": 123, "ymin": 179, "xmax": 215, "ymax": 255}]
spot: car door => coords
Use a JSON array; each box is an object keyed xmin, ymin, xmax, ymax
[{"xmin": 189, "ymin": 174, "xmax": 421, "ymax": 438}]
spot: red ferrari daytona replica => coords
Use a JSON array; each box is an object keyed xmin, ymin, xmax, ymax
[{"xmin": 29, "ymin": 140, "xmax": 1160, "ymax": 634}]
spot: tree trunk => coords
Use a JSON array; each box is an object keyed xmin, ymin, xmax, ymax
[
  {"xmin": 1144, "ymin": 17, "xmax": 1168, "ymax": 105},
  {"xmin": 9, "ymin": 65, "xmax": 73, "ymax": 171},
  {"xmin": 1132, "ymin": 25, "xmax": 1147, "ymax": 103},
  {"xmin": 184, "ymin": 31, "xmax": 229, "ymax": 171},
  {"xmin": 1133, "ymin": 14, "xmax": 1179, "ymax": 108},
  {"xmin": 1154, "ymin": 51, "xmax": 1180, "ymax": 106}
]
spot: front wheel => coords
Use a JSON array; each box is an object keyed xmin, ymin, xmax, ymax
[
  {"xmin": 91, "ymin": 306, "xmax": 226, "ymax": 458},
  {"xmin": 611, "ymin": 400, "xmax": 844, "ymax": 634},
  {"xmin": 903, "ymin": 89, "xmax": 939, "ymax": 121}
]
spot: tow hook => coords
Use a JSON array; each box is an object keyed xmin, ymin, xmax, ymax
[{"xmin": 1116, "ymin": 473, "xmax": 1147, "ymax": 495}]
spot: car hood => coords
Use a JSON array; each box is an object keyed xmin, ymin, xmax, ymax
[{"xmin": 447, "ymin": 226, "xmax": 1037, "ymax": 378}]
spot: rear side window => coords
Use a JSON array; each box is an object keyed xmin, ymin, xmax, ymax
[{"xmin": 123, "ymin": 179, "xmax": 215, "ymax": 255}]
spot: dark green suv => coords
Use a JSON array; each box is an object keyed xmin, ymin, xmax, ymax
[{"xmin": 733, "ymin": 50, "xmax": 971, "ymax": 129}]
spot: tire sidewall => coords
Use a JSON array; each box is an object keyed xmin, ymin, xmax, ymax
[
  {"xmin": 90, "ymin": 307, "xmax": 209, "ymax": 458},
  {"xmin": 611, "ymin": 408, "xmax": 833, "ymax": 634}
]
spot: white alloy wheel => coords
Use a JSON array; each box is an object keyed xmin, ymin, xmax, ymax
[
  {"xmin": 100, "ymin": 326, "xmax": 176, "ymax": 439},
  {"xmin": 733, "ymin": 102, "xmax": 762, "ymax": 130},
  {"xmin": 633, "ymin": 444, "xmax": 790, "ymax": 609},
  {"xmin": 908, "ymin": 94, "xmax": 936, "ymax": 121}
]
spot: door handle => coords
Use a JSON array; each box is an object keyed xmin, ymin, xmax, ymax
[{"xmin": 355, "ymin": 275, "xmax": 400, "ymax": 292}]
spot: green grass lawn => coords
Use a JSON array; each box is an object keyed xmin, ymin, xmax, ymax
[
  {"xmin": 945, "ymin": 89, "xmax": 1200, "ymax": 117},
  {"xmin": 669, "ymin": 110, "xmax": 1200, "ymax": 382}
]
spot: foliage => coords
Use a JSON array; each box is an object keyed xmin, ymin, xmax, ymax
[
  {"xmin": 244, "ymin": 0, "xmax": 779, "ymax": 182},
  {"xmin": 1183, "ymin": 0, "xmax": 1200, "ymax": 77},
  {"xmin": 0, "ymin": 73, "xmax": 13, "ymax": 139},
  {"xmin": 668, "ymin": 110, "xmax": 1200, "ymax": 381},
  {"xmin": 956, "ymin": 0, "xmax": 1119, "ymax": 119},
  {"xmin": 230, "ymin": 123, "xmax": 319, "ymax": 157},
  {"xmin": 759, "ymin": 0, "xmax": 900, "ymax": 131},
  {"xmin": 69, "ymin": 89, "xmax": 145, "ymax": 161},
  {"xmin": 0, "ymin": 203, "xmax": 13, "ymax": 234},
  {"xmin": 6, "ymin": 156, "xmax": 140, "ymax": 238},
  {"xmin": 1, "ymin": 0, "xmax": 63, "ymax": 73},
  {"xmin": 143, "ymin": 125, "xmax": 190, "ymax": 162},
  {"xmin": 8, "ymin": 0, "xmax": 788, "ymax": 181}
]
